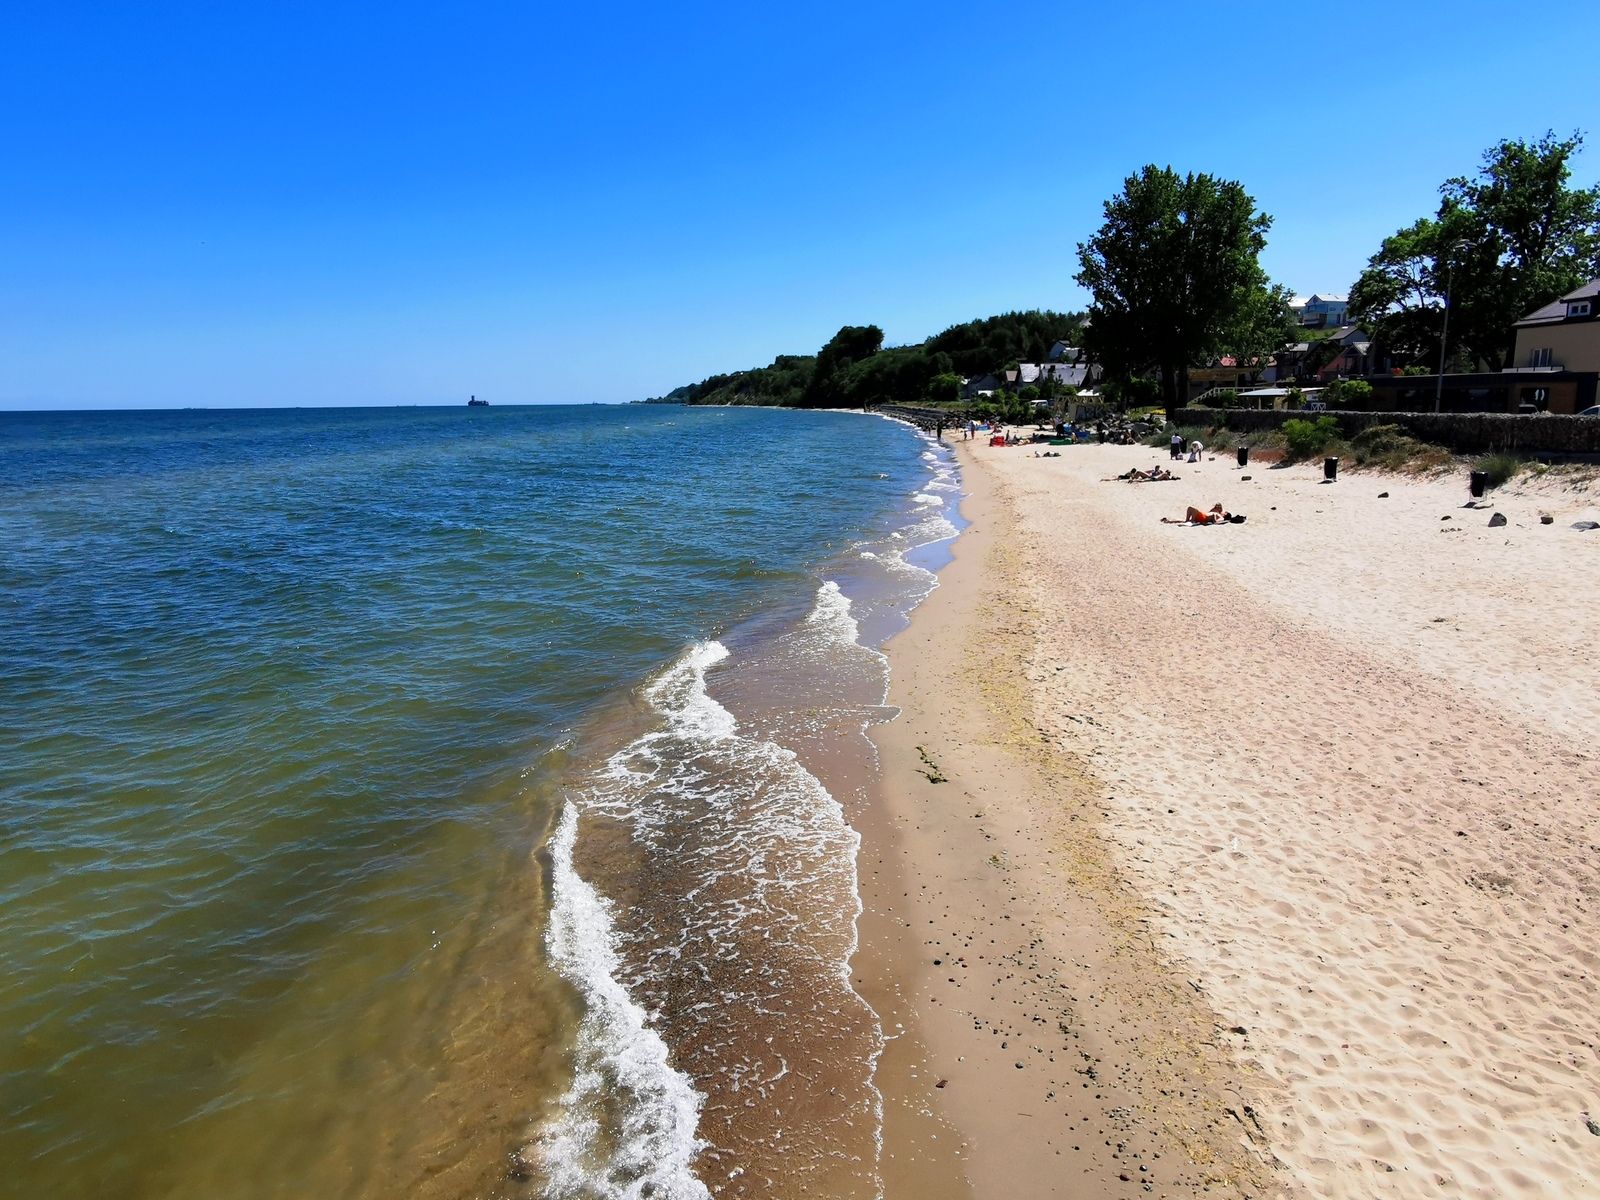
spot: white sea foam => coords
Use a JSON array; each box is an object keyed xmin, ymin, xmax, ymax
[
  {"xmin": 536, "ymin": 802, "xmax": 712, "ymax": 1200},
  {"xmin": 805, "ymin": 579, "xmax": 860, "ymax": 642}
]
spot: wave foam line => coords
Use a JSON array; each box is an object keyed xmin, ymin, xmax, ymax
[{"xmin": 536, "ymin": 802, "xmax": 712, "ymax": 1200}]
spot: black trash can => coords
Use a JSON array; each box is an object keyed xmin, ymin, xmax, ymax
[
  {"xmin": 1237, "ymin": 445, "xmax": 1250, "ymax": 467},
  {"xmin": 1469, "ymin": 470, "xmax": 1488, "ymax": 498},
  {"xmin": 1324, "ymin": 456, "xmax": 1340, "ymax": 481}
]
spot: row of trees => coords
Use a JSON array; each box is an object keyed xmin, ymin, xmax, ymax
[
  {"xmin": 1074, "ymin": 134, "xmax": 1600, "ymax": 417},
  {"xmin": 652, "ymin": 310, "xmax": 1086, "ymax": 409}
]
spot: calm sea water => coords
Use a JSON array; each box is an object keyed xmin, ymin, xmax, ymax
[{"xmin": 0, "ymin": 404, "xmax": 958, "ymax": 1200}]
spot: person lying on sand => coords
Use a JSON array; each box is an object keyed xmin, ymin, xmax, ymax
[
  {"xmin": 1162, "ymin": 503, "xmax": 1246, "ymax": 525},
  {"xmin": 1105, "ymin": 467, "xmax": 1177, "ymax": 482}
]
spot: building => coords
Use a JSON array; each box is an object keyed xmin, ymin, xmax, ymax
[
  {"xmin": 1504, "ymin": 278, "xmax": 1600, "ymax": 412},
  {"xmin": 960, "ymin": 373, "xmax": 1000, "ymax": 399},
  {"xmin": 1006, "ymin": 362, "xmax": 1096, "ymax": 390},
  {"xmin": 1290, "ymin": 293, "xmax": 1350, "ymax": 329},
  {"xmin": 1317, "ymin": 331, "xmax": 1374, "ymax": 381}
]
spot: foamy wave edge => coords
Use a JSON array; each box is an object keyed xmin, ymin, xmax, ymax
[{"xmin": 536, "ymin": 800, "xmax": 712, "ymax": 1200}]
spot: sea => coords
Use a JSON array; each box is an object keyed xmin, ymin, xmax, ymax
[{"xmin": 0, "ymin": 404, "xmax": 962, "ymax": 1200}]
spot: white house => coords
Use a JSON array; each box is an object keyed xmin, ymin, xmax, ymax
[{"xmin": 1291, "ymin": 294, "xmax": 1350, "ymax": 329}]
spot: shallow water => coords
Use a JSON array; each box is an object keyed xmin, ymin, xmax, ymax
[{"xmin": 0, "ymin": 404, "xmax": 958, "ymax": 1199}]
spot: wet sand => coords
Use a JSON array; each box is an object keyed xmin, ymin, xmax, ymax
[
  {"xmin": 860, "ymin": 435, "xmax": 1600, "ymax": 1198},
  {"xmin": 858, "ymin": 444, "xmax": 1281, "ymax": 1200}
]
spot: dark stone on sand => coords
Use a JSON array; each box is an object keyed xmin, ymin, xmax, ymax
[
  {"xmin": 1488, "ymin": 512, "xmax": 1507, "ymax": 527},
  {"xmin": 1540, "ymin": 514, "xmax": 1554, "ymax": 524},
  {"xmin": 1574, "ymin": 520, "xmax": 1600, "ymax": 531},
  {"xmin": 1378, "ymin": 492, "xmax": 1389, "ymax": 498}
]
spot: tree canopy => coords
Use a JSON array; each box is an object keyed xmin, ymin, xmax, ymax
[
  {"xmin": 1074, "ymin": 165, "xmax": 1282, "ymax": 414},
  {"xmin": 1349, "ymin": 133, "xmax": 1600, "ymax": 372},
  {"xmin": 649, "ymin": 310, "xmax": 1085, "ymax": 409}
]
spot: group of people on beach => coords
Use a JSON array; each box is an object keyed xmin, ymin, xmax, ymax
[
  {"xmin": 1109, "ymin": 466, "xmax": 1176, "ymax": 482},
  {"xmin": 1170, "ymin": 432, "xmax": 1204, "ymax": 462}
]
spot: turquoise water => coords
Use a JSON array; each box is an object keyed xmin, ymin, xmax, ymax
[{"xmin": 0, "ymin": 405, "xmax": 954, "ymax": 1199}]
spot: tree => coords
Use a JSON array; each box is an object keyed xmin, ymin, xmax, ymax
[
  {"xmin": 927, "ymin": 372, "xmax": 962, "ymax": 404},
  {"xmin": 803, "ymin": 325, "xmax": 884, "ymax": 406},
  {"xmin": 1220, "ymin": 282, "xmax": 1298, "ymax": 374},
  {"xmin": 1348, "ymin": 219, "xmax": 1443, "ymax": 368},
  {"xmin": 1349, "ymin": 133, "xmax": 1600, "ymax": 372},
  {"xmin": 1076, "ymin": 165, "xmax": 1281, "ymax": 417},
  {"xmin": 925, "ymin": 310, "xmax": 1086, "ymax": 376}
]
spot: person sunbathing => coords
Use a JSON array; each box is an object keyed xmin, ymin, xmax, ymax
[{"xmin": 1162, "ymin": 503, "xmax": 1245, "ymax": 525}]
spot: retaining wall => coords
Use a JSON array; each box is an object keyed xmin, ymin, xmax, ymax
[{"xmin": 1178, "ymin": 408, "xmax": 1600, "ymax": 455}]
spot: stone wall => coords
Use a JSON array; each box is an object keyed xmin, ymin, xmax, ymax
[{"xmin": 1177, "ymin": 409, "xmax": 1600, "ymax": 455}]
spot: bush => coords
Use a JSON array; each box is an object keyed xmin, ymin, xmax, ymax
[
  {"xmin": 1283, "ymin": 415, "xmax": 1340, "ymax": 460},
  {"xmin": 1322, "ymin": 379, "xmax": 1372, "ymax": 408},
  {"xmin": 1210, "ymin": 388, "xmax": 1240, "ymax": 409},
  {"xmin": 1346, "ymin": 423, "xmax": 1453, "ymax": 472},
  {"xmin": 1474, "ymin": 451, "xmax": 1521, "ymax": 489}
]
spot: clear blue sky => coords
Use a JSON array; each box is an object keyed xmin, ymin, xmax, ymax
[{"xmin": 4, "ymin": 1, "xmax": 1598, "ymax": 409}]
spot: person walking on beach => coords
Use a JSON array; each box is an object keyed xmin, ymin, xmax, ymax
[{"xmin": 1170, "ymin": 432, "xmax": 1183, "ymax": 460}]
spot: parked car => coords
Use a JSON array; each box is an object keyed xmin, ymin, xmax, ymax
[{"xmin": 1578, "ymin": 405, "xmax": 1600, "ymax": 416}]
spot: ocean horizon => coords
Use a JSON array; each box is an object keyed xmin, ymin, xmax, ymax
[{"xmin": 0, "ymin": 403, "xmax": 960, "ymax": 1199}]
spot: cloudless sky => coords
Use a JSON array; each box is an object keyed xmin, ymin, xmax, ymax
[{"xmin": 3, "ymin": 1, "xmax": 1598, "ymax": 408}]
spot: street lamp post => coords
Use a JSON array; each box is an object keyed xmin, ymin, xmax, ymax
[{"xmin": 1434, "ymin": 248, "xmax": 1461, "ymax": 415}]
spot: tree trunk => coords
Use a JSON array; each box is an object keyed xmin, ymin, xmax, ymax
[{"xmin": 1160, "ymin": 363, "xmax": 1179, "ymax": 421}]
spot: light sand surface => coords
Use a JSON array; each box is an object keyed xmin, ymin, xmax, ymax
[
  {"xmin": 873, "ymin": 437, "xmax": 1599, "ymax": 1198},
  {"xmin": 860, "ymin": 451, "xmax": 1283, "ymax": 1200}
]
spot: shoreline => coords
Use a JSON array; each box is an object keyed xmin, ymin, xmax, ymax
[{"xmin": 855, "ymin": 435, "xmax": 1277, "ymax": 1198}]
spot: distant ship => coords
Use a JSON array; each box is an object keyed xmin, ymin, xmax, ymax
[{"xmin": 467, "ymin": 395, "xmax": 488, "ymax": 406}]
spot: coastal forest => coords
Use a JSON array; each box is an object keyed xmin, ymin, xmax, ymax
[{"xmin": 647, "ymin": 310, "xmax": 1086, "ymax": 409}]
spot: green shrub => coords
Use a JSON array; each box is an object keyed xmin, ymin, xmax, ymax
[
  {"xmin": 1474, "ymin": 451, "xmax": 1521, "ymax": 489},
  {"xmin": 1350, "ymin": 423, "xmax": 1414, "ymax": 464},
  {"xmin": 1283, "ymin": 415, "xmax": 1340, "ymax": 460},
  {"xmin": 1322, "ymin": 379, "xmax": 1372, "ymax": 408}
]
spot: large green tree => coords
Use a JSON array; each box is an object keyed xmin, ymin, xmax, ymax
[
  {"xmin": 1075, "ymin": 166, "xmax": 1280, "ymax": 415},
  {"xmin": 1349, "ymin": 133, "xmax": 1600, "ymax": 372}
]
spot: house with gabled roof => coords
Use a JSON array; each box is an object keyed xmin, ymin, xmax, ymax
[{"xmin": 1502, "ymin": 278, "xmax": 1600, "ymax": 413}]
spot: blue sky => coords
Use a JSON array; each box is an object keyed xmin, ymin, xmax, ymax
[{"xmin": 3, "ymin": 1, "xmax": 1598, "ymax": 409}]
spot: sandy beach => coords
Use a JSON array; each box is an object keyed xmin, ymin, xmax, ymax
[{"xmin": 860, "ymin": 434, "xmax": 1600, "ymax": 1198}]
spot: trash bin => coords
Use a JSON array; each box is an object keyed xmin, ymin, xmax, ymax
[
  {"xmin": 1237, "ymin": 445, "xmax": 1249, "ymax": 467},
  {"xmin": 1469, "ymin": 470, "xmax": 1488, "ymax": 498},
  {"xmin": 1324, "ymin": 456, "xmax": 1340, "ymax": 481}
]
